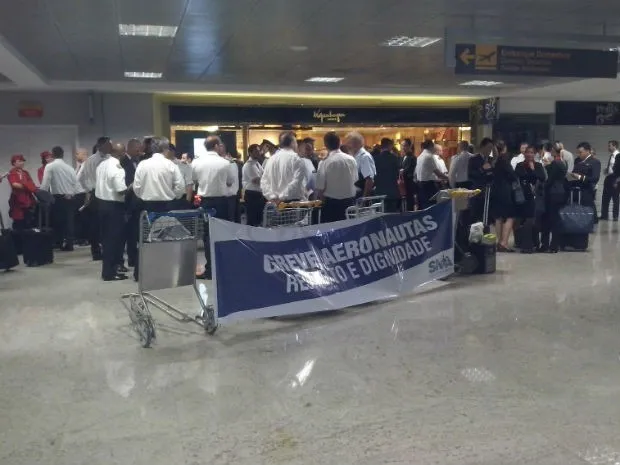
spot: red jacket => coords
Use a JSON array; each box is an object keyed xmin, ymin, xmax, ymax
[
  {"xmin": 8, "ymin": 168, "xmax": 37, "ymax": 221},
  {"xmin": 37, "ymin": 164, "xmax": 46, "ymax": 184}
]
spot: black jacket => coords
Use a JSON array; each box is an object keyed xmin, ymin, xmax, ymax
[
  {"xmin": 402, "ymin": 153, "xmax": 416, "ymax": 181},
  {"xmin": 571, "ymin": 156, "xmax": 601, "ymax": 192},
  {"xmin": 545, "ymin": 159, "xmax": 567, "ymax": 204},
  {"xmin": 468, "ymin": 154, "xmax": 493, "ymax": 189},
  {"xmin": 120, "ymin": 155, "xmax": 138, "ymax": 187},
  {"xmin": 373, "ymin": 150, "xmax": 401, "ymax": 199}
]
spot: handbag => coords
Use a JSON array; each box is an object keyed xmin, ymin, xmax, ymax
[
  {"xmin": 511, "ymin": 181, "xmax": 525, "ymax": 205},
  {"xmin": 397, "ymin": 170, "xmax": 407, "ymax": 198}
]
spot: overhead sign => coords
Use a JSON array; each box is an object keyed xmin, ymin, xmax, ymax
[
  {"xmin": 18, "ymin": 101, "xmax": 43, "ymax": 118},
  {"xmin": 455, "ymin": 44, "xmax": 618, "ymax": 79},
  {"xmin": 209, "ymin": 202, "xmax": 454, "ymax": 322}
]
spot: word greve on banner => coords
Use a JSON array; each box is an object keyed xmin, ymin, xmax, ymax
[{"xmin": 209, "ymin": 201, "xmax": 454, "ymax": 322}]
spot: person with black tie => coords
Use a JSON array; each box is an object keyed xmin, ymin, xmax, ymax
[
  {"xmin": 570, "ymin": 142, "xmax": 602, "ymax": 222},
  {"xmin": 600, "ymin": 140, "xmax": 620, "ymax": 221},
  {"xmin": 119, "ymin": 138, "xmax": 142, "ymax": 270},
  {"xmin": 95, "ymin": 143, "xmax": 128, "ymax": 281},
  {"xmin": 467, "ymin": 138, "xmax": 495, "ymax": 223},
  {"xmin": 540, "ymin": 145, "xmax": 568, "ymax": 253},
  {"xmin": 400, "ymin": 138, "xmax": 417, "ymax": 211}
]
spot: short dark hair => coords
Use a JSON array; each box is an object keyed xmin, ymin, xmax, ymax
[
  {"xmin": 205, "ymin": 136, "xmax": 222, "ymax": 151},
  {"xmin": 279, "ymin": 131, "xmax": 296, "ymax": 148},
  {"xmin": 302, "ymin": 137, "xmax": 315, "ymax": 145},
  {"xmin": 468, "ymin": 144, "xmax": 475, "ymax": 153},
  {"xmin": 380, "ymin": 137, "xmax": 394, "ymax": 149},
  {"xmin": 480, "ymin": 137, "xmax": 494, "ymax": 148},
  {"xmin": 51, "ymin": 146, "xmax": 64, "ymax": 159},
  {"xmin": 543, "ymin": 141, "xmax": 553, "ymax": 152},
  {"xmin": 577, "ymin": 141, "xmax": 592, "ymax": 151},
  {"xmin": 323, "ymin": 131, "xmax": 341, "ymax": 151},
  {"xmin": 96, "ymin": 136, "xmax": 110, "ymax": 148},
  {"xmin": 248, "ymin": 144, "xmax": 260, "ymax": 153},
  {"xmin": 402, "ymin": 138, "xmax": 412, "ymax": 147},
  {"xmin": 609, "ymin": 140, "xmax": 619, "ymax": 148},
  {"xmin": 495, "ymin": 140, "xmax": 507, "ymax": 154},
  {"xmin": 421, "ymin": 140, "xmax": 434, "ymax": 151},
  {"xmin": 458, "ymin": 140, "xmax": 469, "ymax": 151}
]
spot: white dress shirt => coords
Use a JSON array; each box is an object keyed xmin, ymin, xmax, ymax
[
  {"xmin": 192, "ymin": 151, "xmax": 236, "ymax": 197},
  {"xmin": 511, "ymin": 153, "xmax": 525, "ymax": 170},
  {"xmin": 260, "ymin": 148, "xmax": 307, "ymax": 201},
  {"xmin": 448, "ymin": 151, "xmax": 472, "ymax": 187},
  {"xmin": 608, "ymin": 150, "xmax": 619, "ymax": 175},
  {"xmin": 74, "ymin": 162, "xmax": 86, "ymax": 194},
  {"xmin": 415, "ymin": 150, "xmax": 443, "ymax": 182},
  {"xmin": 315, "ymin": 150, "xmax": 358, "ymax": 199},
  {"xmin": 133, "ymin": 153, "xmax": 185, "ymax": 201},
  {"xmin": 227, "ymin": 161, "xmax": 240, "ymax": 197},
  {"xmin": 174, "ymin": 159, "xmax": 193, "ymax": 187},
  {"xmin": 40, "ymin": 158, "xmax": 81, "ymax": 195},
  {"xmin": 542, "ymin": 151, "xmax": 553, "ymax": 164},
  {"xmin": 354, "ymin": 148, "xmax": 377, "ymax": 181},
  {"xmin": 77, "ymin": 151, "xmax": 108, "ymax": 192},
  {"xmin": 95, "ymin": 157, "xmax": 126, "ymax": 202},
  {"xmin": 302, "ymin": 158, "xmax": 316, "ymax": 194},
  {"xmin": 242, "ymin": 158, "xmax": 263, "ymax": 192},
  {"xmin": 433, "ymin": 154, "xmax": 448, "ymax": 181}
]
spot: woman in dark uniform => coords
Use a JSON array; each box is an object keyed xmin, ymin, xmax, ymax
[
  {"xmin": 540, "ymin": 146, "xmax": 568, "ymax": 253},
  {"xmin": 514, "ymin": 145, "xmax": 547, "ymax": 253},
  {"xmin": 490, "ymin": 142, "xmax": 519, "ymax": 252}
]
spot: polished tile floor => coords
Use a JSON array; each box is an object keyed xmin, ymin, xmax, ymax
[{"xmin": 1, "ymin": 222, "xmax": 619, "ymax": 465}]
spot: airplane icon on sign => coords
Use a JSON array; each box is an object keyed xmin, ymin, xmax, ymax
[{"xmin": 477, "ymin": 51, "xmax": 497, "ymax": 63}]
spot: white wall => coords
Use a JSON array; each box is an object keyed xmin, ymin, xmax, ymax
[
  {"xmin": 553, "ymin": 126, "xmax": 619, "ymax": 157},
  {"xmin": 500, "ymin": 98, "xmax": 555, "ymax": 114},
  {"xmin": 0, "ymin": 91, "xmax": 154, "ymax": 149}
]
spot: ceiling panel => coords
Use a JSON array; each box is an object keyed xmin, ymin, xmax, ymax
[{"xmin": 0, "ymin": 0, "xmax": 617, "ymax": 92}]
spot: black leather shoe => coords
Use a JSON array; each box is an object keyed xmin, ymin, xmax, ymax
[
  {"xmin": 92, "ymin": 255, "xmax": 103, "ymax": 261},
  {"xmin": 103, "ymin": 274, "xmax": 128, "ymax": 282},
  {"xmin": 599, "ymin": 216, "xmax": 609, "ymax": 221},
  {"xmin": 117, "ymin": 265, "xmax": 129, "ymax": 273}
]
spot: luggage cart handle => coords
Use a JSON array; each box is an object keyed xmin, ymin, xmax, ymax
[{"xmin": 277, "ymin": 200, "xmax": 322, "ymax": 210}]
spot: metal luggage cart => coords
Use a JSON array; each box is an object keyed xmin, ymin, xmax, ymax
[
  {"xmin": 346, "ymin": 195, "xmax": 387, "ymax": 219},
  {"xmin": 262, "ymin": 200, "xmax": 322, "ymax": 228},
  {"xmin": 121, "ymin": 209, "xmax": 217, "ymax": 348}
]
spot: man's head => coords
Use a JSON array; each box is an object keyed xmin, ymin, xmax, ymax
[
  {"xmin": 458, "ymin": 140, "xmax": 469, "ymax": 153},
  {"xmin": 345, "ymin": 132, "xmax": 365, "ymax": 154},
  {"xmin": 577, "ymin": 141, "xmax": 592, "ymax": 160},
  {"xmin": 260, "ymin": 139, "xmax": 276, "ymax": 155},
  {"xmin": 495, "ymin": 140, "xmax": 507, "ymax": 155},
  {"xmin": 180, "ymin": 152, "xmax": 193, "ymax": 164},
  {"xmin": 248, "ymin": 144, "xmax": 261, "ymax": 160},
  {"xmin": 324, "ymin": 131, "xmax": 341, "ymax": 152},
  {"xmin": 380, "ymin": 137, "xmax": 394, "ymax": 152},
  {"xmin": 111, "ymin": 143, "xmax": 126, "ymax": 159},
  {"xmin": 421, "ymin": 140, "xmax": 434, "ymax": 152},
  {"xmin": 40, "ymin": 151, "xmax": 53, "ymax": 165},
  {"xmin": 524, "ymin": 144, "xmax": 537, "ymax": 162},
  {"xmin": 51, "ymin": 146, "xmax": 64, "ymax": 159},
  {"xmin": 279, "ymin": 131, "xmax": 298, "ymax": 151},
  {"xmin": 299, "ymin": 137, "xmax": 314, "ymax": 157},
  {"xmin": 480, "ymin": 137, "xmax": 494, "ymax": 157},
  {"xmin": 519, "ymin": 142, "xmax": 528, "ymax": 154},
  {"xmin": 76, "ymin": 148, "xmax": 89, "ymax": 163},
  {"xmin": 402, "ymin": 138, "xmax": 413, "ymax": 154},
  {"xmin": 166, "ymin": 143, "xmax": 177, "ymax": 160},
  {"xmin": 127, "ymin": 138, "xmax": 143, "ymax": 158},
  {"xmin": 143, "ymin": 136, "xmax": 155, "ymax": 156},
  {"xmin": 608, "ymin": 140, "xmax": 618, "ymax": 153},
  {"xmin": 434, "ymin": 144, "xmax": 444, "ymax": 157},
  {"xmin": 150, "ymin": 136, "xmax": 170, "ymax": 155},
  {"xmin": 96, "ymin": 136, "xmax": 112, "ymax": 155},
  {"xmin": 11, "ymin": 154, "xmax": 25, "ymax": 169},
  {"xmin": 205, "ymin": 135, "xmax": 224, "ymax": 155}
]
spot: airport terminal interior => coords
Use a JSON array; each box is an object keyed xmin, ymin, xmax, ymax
[{"xmin": 1, "ymin": 0, "xmax": 620, "ymax": 464}]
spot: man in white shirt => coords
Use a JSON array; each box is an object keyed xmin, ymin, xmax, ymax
[
  {"xmin": 601, "ymin": 139, "xmax": 620, "ymax": 221},
  {"xmin": 316, "ymin": 132, "xmax": 358, "ymax": 222},
  {"xmin": 433, "ymin": 144, "xmax": 449, "ymax": 182},
  {"xmin": 77, "ymin": 136, "xmax": 112, "ymax": 260},
  {"xmin": 510, "ymin": 142, "xmax": 528, "ymax": 170},
  {"xmin": 40, "ymin": 146, "xmax": 82, "ymax": 251},
  {"xmin": 415, "ymin": 140, "xmax": 448, "ymax": 209},
  {"xmin": 298, "ymin": 138, "xmax": 317, "ymax": 198},
  {"xmin": 170, "ymin": 143, "xmax": 194, "ymax": 209},
  {"xmin": 74, "ymin": 148, "xmax": 89, "ymax": 245},
  {"xmin": 192, "ymin": 135, "xmax": 237, "ymax": 279},
  {"xmin": 242, "ymin": 144, "xmax": 265, "ymax": 226},
  {"xmin": 448, "ymin": 141, "xmax": 472, "ymax": 188},
  {"xmin": 554, "ymin": 141, "xmax": 574, "ymax": 174},
  {"xmin": 260, "ymin": 131, "xmax": 307, "ymax": 202},
  {"xmin": 345, "ymin": 131, "xmax": 376, "ymax": 198},
  {"xmin": 95, "ymin": 143, "xmax": 128, "ymax": 282}
]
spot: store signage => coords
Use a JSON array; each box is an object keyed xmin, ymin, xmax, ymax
[
  {"xmin": 556, "ymin": 101, "xmax": 620, "ymax": 125},
  {"xmin": 312, "ymin": 110, "xmax": 346, "ymax": 123},
  {"xmin": 455, "ymin": 44, "xmax": 618, "ymax": 78},
  {"xmin": 18, "ymin": 101, "xmax": 44, "ymax": 118}
]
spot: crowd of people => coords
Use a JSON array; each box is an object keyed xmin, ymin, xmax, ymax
[{"xmin": 3, "ymin": 129, "xmax": 619, "ymax": 283}]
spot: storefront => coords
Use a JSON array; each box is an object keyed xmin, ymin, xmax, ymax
[{"xmin": 166, "ymin": 105, "xmax": 471, "ymax": 160}]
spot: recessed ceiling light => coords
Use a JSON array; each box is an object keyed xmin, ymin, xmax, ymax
[
  {"xmin": 459, "ymin": 80, "xmax": 504, "ymax": 86},
  {"xmin": 305, "ymin": 77, "xmax": 344, "ymax": 83},
  {"xmin": 382, "ymin": 36, "xmax": 442, "ymax": 48},
  {"xmin": 290, "ymin": 45, "xmax": 308, "ymax": 52},
  {"xmin": 124, "ymin": 71, "xmax": 163, "ymax": 79},
  {"xmin": 119, "ymin": 24, "xmax": 178, "ymax": 38}
]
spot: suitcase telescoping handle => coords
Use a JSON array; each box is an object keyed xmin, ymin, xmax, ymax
[
  {"xmin": 38, "ymin": 204, "xmax": 51, "ymax": 229},
  {"xmin": 570, "ymin": 187, "xmax": 582, "ymax": 206},
  {"xmin": 0, "ymin": 209, "xmax": 5, "ymax": 230},
  {"xmin": 483, "ymin": 185, "xmax": 491, "ymax": 226}
]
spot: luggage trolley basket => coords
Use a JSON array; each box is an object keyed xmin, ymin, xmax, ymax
[
  {"xmin": 262, "ymin": 200, "xmax": 322, "ymax": 228},
  {"xmin": 346, "ymin": 195, "xmax": 387, "ymax": 219},
  {"xmin": 121, "ymin": 208, "xmax": 217, "ymax": 348}
]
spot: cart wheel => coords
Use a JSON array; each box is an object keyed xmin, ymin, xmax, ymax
[
  {"xmin": 203, "ymin": 305, "xmax": 218, "ymax": 335},
  {"xmin": 129, "ymin": 297, "xmax": 156, "ymax": 348}
]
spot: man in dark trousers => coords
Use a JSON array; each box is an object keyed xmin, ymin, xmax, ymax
[
  {"xmin": 571, "ymin": 141, "xmax": 602, "ymax": 222},
  {"xmin": 95, "ymin": 143, "xmax": 128, "ymax": 281},
  {"xmin": 401, "ymin": 138, "xmax": 417, "ymax": 211},
  {"xmin": 119, "ymin": 138, "xmax": 141, "ymax": 271},
  {"xmin": 467, "ymin": 138, "xmax": 495, "ymax": 223},
  {"xmin": 372, "ymin": 138, "xmax": 402, "ymax": 212},
  {"xmin": 600, "ymin": 140, "xmax": 620, "ymax": 221}
]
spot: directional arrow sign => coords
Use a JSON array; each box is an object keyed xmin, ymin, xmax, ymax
[{"xmin": 459, "ymin": 48, "xmax": 475, "ymax": 66}]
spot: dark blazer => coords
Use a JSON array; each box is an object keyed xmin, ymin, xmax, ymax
[
  {"xmin": 468, "ymin": 154, "xmax": 493, "ymax": 189},
  {"xmin": 120, "ymin": 155, "xmax": 138, "ymax": 187},
  {"xmin": 515, "ymin": 161, "xmax": 546, "ymax": 217},
  {"xmin": 612, "ymin": 154, "xmax": 620, "ymax": 178},
  {"xmin": 402, "ymin": 153, "xmax": 416, "ymax": 181},
  {"xmin": 545, "ymin": 159, "xmax": 567, "ymax": 204},
  {"xmin": 571, "ymin": 156, "xmax": 601, "ymax": 192},
  {"xmin": 373, "ymin": 150, "xmax": 401, "ymax": 199}
]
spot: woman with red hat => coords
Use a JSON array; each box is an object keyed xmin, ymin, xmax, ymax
[
  {"xmin": 37, "ymin": 151, "xmax": 52, "ymax": 184},
  {"xmin": 7, "ymin": 154, "xmax": 37, "ymax": 230}
]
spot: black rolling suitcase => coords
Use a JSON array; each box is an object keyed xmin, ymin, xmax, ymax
[
  {"xmin": 470, "ymin": 186, "xmax": 496, "ymax": 274},
  {"xmin": 559, "ymin": 188, "xmax": 592, "ymax": 251},
  {"xmin": 22, "ymin": 206, "xmax": 54, "ymax": 267},
  {"xmin": 0, "ymin": 212, "xmax": 19, "ymax": 270}
]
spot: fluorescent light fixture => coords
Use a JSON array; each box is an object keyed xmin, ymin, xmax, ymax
[
  {"xmin": 119, "ymin": 24, "xmax": 178, "ymax": 38},
  {"xmin": 204, "ymin": 126, "xmax": 219, "ymax": 132},
  {"xmin": 382, "ymin": 36, "xmax": 442, "ymax": 48},
  {"xmin": 124, "ymin": 71, "xmax": 162, "ymax": 79},
  {"xmin": 459, "ymin": 80, "xmax": 504, "ymax": 86},
  {"xmin": 305, "ymin": 77, "xmax": 344, "ymax": 83}
]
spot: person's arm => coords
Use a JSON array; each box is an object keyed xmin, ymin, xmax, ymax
[
  {"xmin": 613, "ymin": 155, "xmax": 620, "ymax": 177},
  {"xmin": 40, "ymin": 164, "xmax": 52, "ymax": 191},
  {"xmin": 112, "ymin": 166, "xmax": 127, "ymax": 194},
  {"xmin": 359, "ymin": 155, "xmax": 375, "ymax": 197},
  {"xmin": 7, "ymin": 171, "xmax": 23, "ymax": 190},
  {"xmin": 432, "ymin": 156, "xmax": 449, "ymax": 182},
  {"xmin": 260, "ymin": 161, "xmax": 276, "ymax": 201},
  {"xmin": 448, "ymin": 155, "xmax": 458, "ymax": 188},
  {"xmin": 314, "ymin": 160, "xmax": 326, "ymax": 200},
  {"xmin": 535, "ymin": 163, "xmax": 547, "ymax": 182},
  {"xmin": 281, "ymin": 157, "xmax": 307, "ymax": 200},
  {"xmin": 132, "ymin": 165, "xmax": 144, "ymax": 198},
  {"xmin": 76, "ymin": 157, "xmax": 92, "ymax": 191},
  {"xmin": 172, "ymin": 164, "xmax": 186, "ymax": 198}
]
